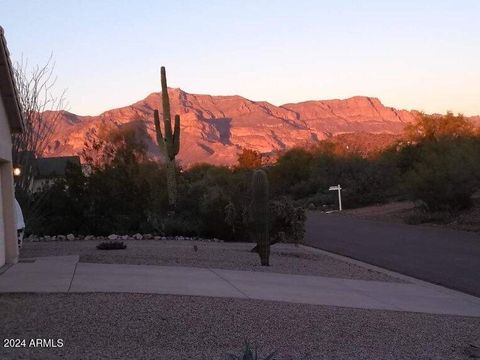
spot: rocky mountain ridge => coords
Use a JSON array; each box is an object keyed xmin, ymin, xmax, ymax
[{"xmin": 43, "ymin": 88, "xmax": 474, "ymax": 166}]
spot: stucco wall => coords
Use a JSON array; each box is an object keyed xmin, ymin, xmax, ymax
[
  {"xmin": 0, "ymin": 94, "xmax": 12, "ymax": 162},
  {"xmin": 0, "ymin": 95, "xmax": 18, "ymax": 267}
]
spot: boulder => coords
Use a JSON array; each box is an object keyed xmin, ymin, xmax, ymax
[
  {"xmin": 133, "ymin": 233, "xmax": 143, "ymax": 240},
  {"xmin": 108, "ymin": 234, "xmax": 118, "ymax": 240},
  {"xmin": 66, "ymin": 234, "xmax": 75, "ymax": 241}
]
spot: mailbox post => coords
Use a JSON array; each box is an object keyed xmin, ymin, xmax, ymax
[{"xmin": 329, "ymin": 184, "xmax": 342, "ymax": 211}]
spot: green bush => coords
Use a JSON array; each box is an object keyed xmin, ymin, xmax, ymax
[
  {"xmin": 404, "ymin": 210, "xmax": 452, "ymax": 225},
  {"xmin": 269, "ymin": 198, "xmax": 306, "ymax": 243},
  {"xmin": 402, "ymin": 137, "xmax": 480, "ymax": 211},
  {"xmin": 150, "ymin": 216, "xmax": 203, "ymax": 237}
]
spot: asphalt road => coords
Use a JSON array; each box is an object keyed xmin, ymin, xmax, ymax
[{"xmin": 305, "ymin": 211, "xmax": 480, "ymax": 297}]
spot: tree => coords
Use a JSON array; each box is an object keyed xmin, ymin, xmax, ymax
[
  {"xmin": 404, "ymin": 112, "xmax": 474, "ymax": 143},
  {"xmin": 12, "ymin": 56, "xmax": 67, "ymax": 193},
  {"xmin": 402, "ymin": 138, "xmax": 480, "ymax": 211},
  {"xmin": 81, "ymin": 125, "xmax": 151, "ymax": 234},
  {"xmin": 236, "ymin": 148, "xmax": 263, "ymax": 169},
  {"xmin": 269, "ymin": 148, "xmax": 313, "ymax": 197},
  {"xmin": 82, "ymin": 122, "xmax": 149, "ymax": 170}
]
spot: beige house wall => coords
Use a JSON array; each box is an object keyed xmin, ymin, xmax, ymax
[{"xmin": 0, "ymin": 95, "xmax": 18, "ymax": 267}]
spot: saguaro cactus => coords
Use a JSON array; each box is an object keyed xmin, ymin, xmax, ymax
[
  {"xmin": 153, "ymin": 66, "xmax": 180, "ymax": 213},
  {"xmin": 249, "ymin": 169, "xmax": 270, "ymax": 266}
]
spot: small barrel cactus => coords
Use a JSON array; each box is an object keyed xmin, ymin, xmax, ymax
[{"xmin": 250, "ymin": 169, "xmax": 270, "ymax": 266}]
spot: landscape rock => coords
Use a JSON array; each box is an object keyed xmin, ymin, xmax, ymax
[{"xmin": 27, "ymin": 233, "xmax": 225, "ymax": 243}]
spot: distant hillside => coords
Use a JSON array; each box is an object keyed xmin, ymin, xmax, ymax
[{"xmin": 42, "ymin": 89, "xmax": 476, "ymax": 166}]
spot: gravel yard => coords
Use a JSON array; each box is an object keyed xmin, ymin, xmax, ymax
[
  {"xmin": 1, "ymin": 293, "xmax": 479, "ymax": 360},
  {"xmin": 20, "ymin": 240, "xmax": 405, "ymax": 282}
]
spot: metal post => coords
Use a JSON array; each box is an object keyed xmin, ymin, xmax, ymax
[{"xmin": 337, "ymin": 184, "xmax": 342, "ymax": 211}]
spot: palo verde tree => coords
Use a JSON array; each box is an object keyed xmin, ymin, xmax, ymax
[{"xmin": 153, "ymin": 66, "xmax": 181, "ymax": 213}]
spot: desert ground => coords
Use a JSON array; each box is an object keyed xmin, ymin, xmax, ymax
[{"xmin": 1, "ymin": 239, "xmax": 479, "ymax": 359}]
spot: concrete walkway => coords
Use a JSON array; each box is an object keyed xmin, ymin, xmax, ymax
[{"xmin": 1, "ymin": 255, "xmax": 480, "ymax": 317}]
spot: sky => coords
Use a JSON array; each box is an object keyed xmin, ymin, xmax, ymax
[{"xmin": 1, "ymin": 0, "xmax": 479, "ymax": 116}]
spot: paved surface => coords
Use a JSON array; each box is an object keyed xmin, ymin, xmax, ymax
[
  {"xmin": 0, "ymin": 255, "xmax": 78, "ymax": 292},
  {"xmin": 305, "ymin": 211, "xmax": 480, "ymax": 297},
  {"xmin": 1, "ymin": 255, "xmax": 480, "ymax": 317}
]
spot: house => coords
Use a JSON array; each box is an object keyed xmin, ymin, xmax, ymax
[
  {"xmin": 0, "ymin": 26, "xmax": 24, "ymax": 267},
  {"xmin": 32, "ymin": 156, "xmax": 81, "ymax": 192}
]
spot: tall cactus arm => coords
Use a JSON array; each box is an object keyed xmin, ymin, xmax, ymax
[
  {"xmin": 161, "ymin": 66, "xmax": 173, "ymax": 141},
  {"xmin": 160, "ymin": 66, "xmax": 171, "ymax": 122},
  {"xmin": 173, "ymin": 114, "xmax": 180, "ymax": 157},
  {"xmin": 153, "ymin": 109, "xmax": 166, "ymax": 154}
]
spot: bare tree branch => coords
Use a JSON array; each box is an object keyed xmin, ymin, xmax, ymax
[{"xmin": 11, "ymin": 54, "xmax": 68, "ymax": 193}]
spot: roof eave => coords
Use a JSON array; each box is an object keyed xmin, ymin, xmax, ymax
[{"xmin": 0, "ymin": 26, "xmax": 25, "ymax": 133}]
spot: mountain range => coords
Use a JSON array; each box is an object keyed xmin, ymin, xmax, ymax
[{"xmin": 43, "ymin": 88, "xmax": 479, "ymax": 166}]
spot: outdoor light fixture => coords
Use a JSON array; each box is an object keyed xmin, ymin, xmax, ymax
[{"xmin": 13, "ymin": 167, "xmax": 21, "ymax": 176}]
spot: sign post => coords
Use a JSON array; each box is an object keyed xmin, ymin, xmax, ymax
[{"xmin": 328, "ymin": 184, "xmax": 342, "ymax": 211}]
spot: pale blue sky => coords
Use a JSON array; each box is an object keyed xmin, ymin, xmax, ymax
[{"xmin": 1, "ymin": 0, "xmax": 479, "ymax": 115}]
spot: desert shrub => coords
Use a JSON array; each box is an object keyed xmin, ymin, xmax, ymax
[
  {"xmin": 24, "ymin": 163, "xmax": 88, "ymax": 235},
  {"xmin": 270, "ymin": 143, "xmax": 400, "ymax": 209},
  {"xmin": 269, "ymin": 198, "xmax": 306, "ymax": 243},
  {"xmin": 401, "ymin": 137, "xmax": 480, "ymax": 211},
  {"xmin": 236, "ymin": 148, "xmax": 263, "ymax": 169},
  {"xmin": 198, "ymin": 185, "xmax": 232, "ymax": 238},
  {"xmin": 404, "ymin": 112, "xmax": 475, "ymax": 142},
  {"xmin": 269, "ymin": 148, "xmax": 313, "ymax": 197},
  {"xmin": 336, "ymin": 156, "xmax": 396, "ymax": 208},
  {"xmin": 297, "ymin": 192, "xmax": 334, "ymax": 210},
  {"xmin": 150, "ymin": 216, "xmax": 203, "ymax": 237},
  {"xmin": 404, "ymin": 210, "xmax": 452, "ymax": 225}
]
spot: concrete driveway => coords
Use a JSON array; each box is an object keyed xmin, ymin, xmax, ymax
[{"xmin": 305, "ymin": 211, "xmax": 480, "ymax": 297}]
